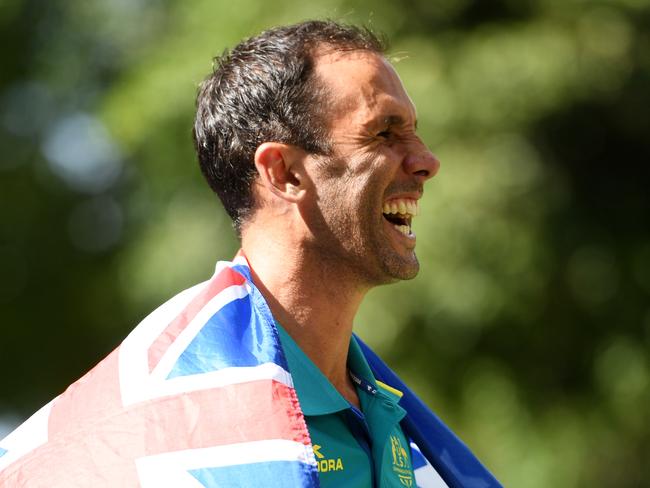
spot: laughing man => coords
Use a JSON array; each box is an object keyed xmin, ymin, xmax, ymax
[{"xmin": 0, "ymin": 20, "xmax": 501, "ymax": 488}]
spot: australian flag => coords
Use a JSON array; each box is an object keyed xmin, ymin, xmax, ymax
[{"xmin": 0, "ymin": 255, "xmax": 501, "ymax": 487}]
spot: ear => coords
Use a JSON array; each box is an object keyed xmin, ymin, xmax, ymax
[{"xmin": 254, "ymin": 142, "xmax": 307, "ymax": 202}]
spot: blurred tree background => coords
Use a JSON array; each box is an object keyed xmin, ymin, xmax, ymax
[{"xmin": 1, "ymin": 0, "xmax": 649, "ymax": 486}]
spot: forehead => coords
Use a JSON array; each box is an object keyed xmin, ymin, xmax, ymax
[{"xmin": 313, "ymin": 49, "xmax": 417, "ymax": 128}]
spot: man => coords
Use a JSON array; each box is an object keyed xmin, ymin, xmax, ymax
[{"xmin": 0, "ymin": 21, "xmax": 501, "ymax": 487}]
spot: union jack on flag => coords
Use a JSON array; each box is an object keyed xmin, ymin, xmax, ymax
[{"xmin": 0, "ymin": 255, "xmax": 501, "ymax": 488}]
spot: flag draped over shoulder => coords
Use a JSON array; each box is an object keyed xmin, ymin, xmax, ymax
[
  {"xmin": 359, "ymin": 340, "xmax": 502, "ymax": 488},
  {"xmin": 0, "ymin": 255, "xmax": 501, "ymax": 488}
]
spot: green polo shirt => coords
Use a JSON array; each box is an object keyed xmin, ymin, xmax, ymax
[{"xmin": 276, "ymin": 323, "xmax": 416, "ymax": 487}]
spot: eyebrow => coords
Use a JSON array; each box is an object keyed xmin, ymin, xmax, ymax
[{"xmin": 382, "ymin": 115, "xmax": 418, "ymax": 130}]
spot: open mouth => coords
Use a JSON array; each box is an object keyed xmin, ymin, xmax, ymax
[{"xmin": 382, "ymin": 198, "xmax": 418, "ymax": 237}]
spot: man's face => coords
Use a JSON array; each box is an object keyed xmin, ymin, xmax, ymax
[{"xmin": 301, "ymin": 49, "xmax": 440, "ymax": 286}]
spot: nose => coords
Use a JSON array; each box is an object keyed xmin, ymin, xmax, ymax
[{"xmin": 403, "ymin": 145, "xmax": 440, "ymax": 182}]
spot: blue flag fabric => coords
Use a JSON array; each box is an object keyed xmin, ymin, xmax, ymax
[{"xmin": 357, "ymin": 338, "xmax": 502, "ymax": 488}]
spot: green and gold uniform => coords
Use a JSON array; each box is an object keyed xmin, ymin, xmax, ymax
[{"xmin": 276, "ymin": 323, "xmax": 417, "ymax": 487}]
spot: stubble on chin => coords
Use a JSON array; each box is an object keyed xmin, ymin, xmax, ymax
[
  {"xmin": 379, "ymin": 251, "xmax": 420, "ymax": 282},
  {"xmin": 353, "ymin": 223, "xmax": 422, "ymax": 287}
]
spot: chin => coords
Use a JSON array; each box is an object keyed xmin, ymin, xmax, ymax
[
  {"xmin": 377, "ymin": 253, "xmax": 420, "ymax": 282},
  {"xmin": 390, "ymin": 264, "xmax": 420, "ymax": 281}
]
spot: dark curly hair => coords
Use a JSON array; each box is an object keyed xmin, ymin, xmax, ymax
[{"xmin": 193, "ymin": 20, "xmax": 386, "ymax": 234}]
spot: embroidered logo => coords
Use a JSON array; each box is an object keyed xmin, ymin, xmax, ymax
[
  {"xmin": 390, "ymin": 435, "xmax": 413, "ymax": 487},
  {"xmin": 312, "ymin": 444, "xmax": 344, "ymax": 473}
]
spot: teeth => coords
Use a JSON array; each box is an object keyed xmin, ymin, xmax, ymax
[
  {"xmin": 382, "ymin": 198, "xmax": 419, "ymax": 217},
  {"xmin": 394, "ymin": 224, "xmax": 411, "ymax": 236}
]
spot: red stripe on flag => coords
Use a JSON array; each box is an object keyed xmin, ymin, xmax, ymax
[
  {"xmin": 1, "ymin": 378, "xmax": 308, "ymax": 486},
  {"xmin": 147, "ymin": 267, "xmax": 247, "ymax": 373}
]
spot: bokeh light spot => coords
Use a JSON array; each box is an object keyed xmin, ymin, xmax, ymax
[{"xmin": 41, "ymin": 113, "xmax": 123, "ymax": 193}]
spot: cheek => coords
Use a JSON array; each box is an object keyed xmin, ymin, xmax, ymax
[
  {"xmin": 382, "ymin": 142, "xmax": 410, "ymax": 162},
  {"xmin": 317, "ymin": 153, "xmax": 389, "ymax": 212}
]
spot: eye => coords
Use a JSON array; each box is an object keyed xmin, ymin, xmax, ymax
[{"xmin": 376, "ymin": 130, "xmax": 391, "ymax": 139}]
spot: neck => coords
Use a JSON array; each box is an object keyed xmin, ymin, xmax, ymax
[{"xmin": 241, "ymin": 227, "xmax": 368, "ymax": 400}]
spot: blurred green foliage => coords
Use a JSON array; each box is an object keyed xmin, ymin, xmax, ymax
[{"xmin": 1, "ymin": 0, "xmax": 649, "ymax": 486}]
